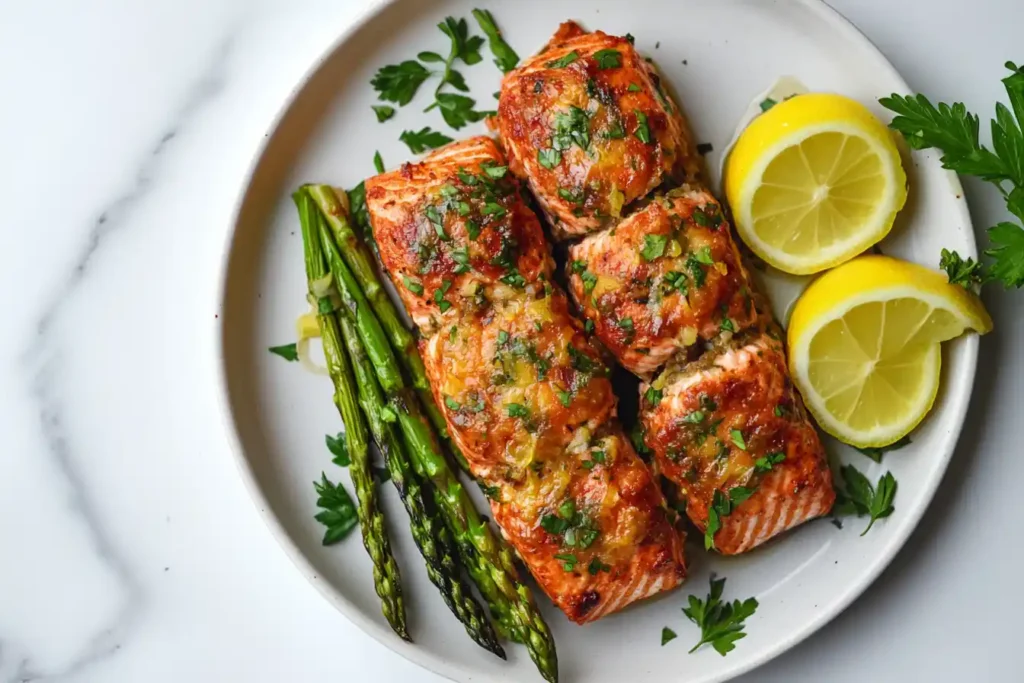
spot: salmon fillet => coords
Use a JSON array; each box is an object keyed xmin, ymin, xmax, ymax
[
  {"xmin": 365, "ymin": 136, "xmax": 553, "ymax": 335},
  {"xmin": 367, "ymin": 137, "xmax": 686, "ymax": 623},
  {"xmin": 567, "ymin": 187, "xmax": 759, "ymax": 378},
  {"xmin": 495, "ymin": 21, "xmax": 700, "ymax": 239},
  {"xmin": 639, "ymin": 324, "xmax": 835, "ymax": 554}
]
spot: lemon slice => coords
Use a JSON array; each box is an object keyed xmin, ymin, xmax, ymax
[
  {"xmin": 725, "ymin": 93, "xmax": 908, "ymax": 274},
  {"xmin": 788, "ymin": 255, "xmax": 992, "ymax": 447}
]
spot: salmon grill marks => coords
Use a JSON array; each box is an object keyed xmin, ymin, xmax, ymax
[
  {"xmin": 366, "ymin": 137, "xmax": 554, "ymax": 335},
  {"xmin": 639, "ymin": 326, "xmax": 835, "ymax": 555},
  {"xmin": 368, "ymin": 136, "xmax": 686, "ymax": 624},
  {"xmin": 495, "ymin": 21, "xmax": 701, "ymax": 239},
  {"xmin": 567, "ymin": 187, "xmax": 759, "ymax": 378}
]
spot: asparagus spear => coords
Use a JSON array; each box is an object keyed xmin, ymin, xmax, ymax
[
  {"xmin": 330, "ymin": 269, "xmax": 505, "ymax": 659},
  {"xmin": 294, "ymin": 191, "xmax": 407, "ymax": 641},
  {"xmin": 312, "ymin": 200, "xmax": 558, "ymax": 683},
  {"xmin": 305, "ymin": 184, "xmax": 450, "ymax": 440}
]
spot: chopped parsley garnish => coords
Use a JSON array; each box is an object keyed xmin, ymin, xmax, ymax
[
  {"xmin": 546, "ymin": 50, "xmax": 580, "ymax": 68},
  {"xmin": 497, "ymin": 330, "xmax": 509, "ymax": 344},
  {"xmin": 538, "ymin": 148, "xmax": 561, "ymax": 169},
  {"xmin": 466, "ymin": 219, "xmax": 482, "ymax": 240},
  {"xmin": 402, "ymin": 275, "xmax": 424, "ymax": 296},
  {"xmin": 754, "ymin": 452, "xmax": 785, "ymax": 473},
  {"xmin": 729, "ymin": 429, "xmax": 746, "ymax": 450},
  {"xmin": 605, "ymin": 120, "xmax": 626, "ymax": 139},
  {"xmin": 372, "ymin": 105, "xmax": 395, "ymax": 122},
  {"xmin": 854, "ymin": 435, "xmax": 911, "ymax": 463},
  {"xmin": 634, "ymin": 110, "xmax": 652, "ymax": 143},
  {"xmin": 482, "ymin": 201, "xmax": 507, "ymax": 218},
  {"xmin": 552, "ymin": 106, "xmax": 591, "ymax": 151},
  {"xmin": 400, "ymin": 127, "xmax": 454, "ymax": 154},
  {"xmin": 557, "ymin": 390, "xmax": 572, "ymax": 407},
  {"xmin": 500, "ymin": 270, "xmax": 527, "ymax": 288},
  {"xmin": 760, "ymin": 97, "xmax": 777, "ymax": 112},
  {"xmin": 686, "ymin": 254, "xmax": 708, "ymax": 288},
  {"xmin": 567, "ymin": 344, "xmax": 597, "ymax": 374},
  {"xmin": 663, "ymin": 270, "xmax": 688, "ymax": 294},
  {"xmin": 640, "ymin": 233, "xmax": 668, "ymax": 261},
  {"xmin": 507, "ymin": 402, "xmax": 530, "ymax": 418},
  {"xmin": 773, "ymin": 404, "xmax": 789, "ymax": 418},
  {"xmin": 554, "ymin": 552, "xmax": 578, "ymax": 571},
  {"xmin": 618, "ymin": 317, "xmax": 634, "ymax": 331},
  {"xmin": 313, "ymin": 473, "xmax": 359, "ymax": 545},
  {"xmin": 683, "ymin": 410, "xmax": 705, "ymax": 424},
  {"xmin": 451, "ymin": 246, "xmax": 471, "ymax": 274},
  {"xmin": 694, "ymin": 246, "xmax": 715, "ymax": 264},
  {"xmin": 558, "ymin": 187, "xmax": 584, "ymax": 204},
  {"xmin": 593, "ymin": 48, "xmax": 622, "ymax": 69},
  {"xmin": 589, "ymin": 557, "xmax": 611, "ymax": 575},
  {"xmin": 628, "ymin": 83, "xmax": 642, "ymax": 92},
  {"xmin": 705, "ymin": 487, "xmax": 755, "ymax": 550},
  {"xmin": 434, "ymin": 279, "xmax": 453, "ymax": 312},
  {"xmin": 580, "ymin": 270, "xmax": 598, "ymax": 293},
  {"xmin": 373, "ymin": 150, "xmax": 386, "ymax": 173},
  {"xmin": 444, "ymin": 395, "xmax": 461, "ymax": 411},
  {"xmin": 661, "ymin": 627, "xmax": 678, "ymax": 646},
  {"xmin": 645, "ymin": 386, "xmax": 663, "ymax": 405},
  {"xmin": 720, "ymin": 318, "xmax": 735, "ymax": 333},
  {"xmin": 692, "ymin": 208, "xmax": 710, "ymax": 227},
  {"xmin": 268, "ymin": 343, "xmax": 298, "ymax": 362},
  {"xmin": 700, "ymin": 395, "xmax": 718, "ymax": 412},
  {"xmin": 584, "ymin": 319, "xmax": 595, "ymax": 334},
  {"xmin": 683, "ymin": 576, "xmax": 759, "ymax": 656}
]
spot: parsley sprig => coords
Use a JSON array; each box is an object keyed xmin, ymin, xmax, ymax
[
  {"xmin": 472, "ymin": 8, "xmax": 519, "ymax": 73},
  {"xmin": 371, "ymin": 14, "xmax": 496, "ymax": 134},
  {"xmin": 880, "ymin": 61, "xmax": 1024, "ymax": 289},
  {"xmin": 833, "ymin": 464, "xmax": 897, "ymax": 536},
  {"xmin": 313, "ymin": 473, "xmax": 359, "ymax": 545},
  {"xmin": 682, "ymin": 576, "xmax": 759, "ymax": 656}
]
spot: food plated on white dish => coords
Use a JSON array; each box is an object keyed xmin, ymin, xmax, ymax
[{"xmin": 218, "ymin": 1, "xmax": 1021, "ymax": 681}]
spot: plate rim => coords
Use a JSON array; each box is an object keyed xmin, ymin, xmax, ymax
[{"xmin": 213, "ymin": 1, "xmax": 980, "ymax": 681}]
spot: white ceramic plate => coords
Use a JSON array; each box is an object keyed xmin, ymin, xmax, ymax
[{"xmin": 217, "ymin": 1, "xmax": 979, "ymax": 681}]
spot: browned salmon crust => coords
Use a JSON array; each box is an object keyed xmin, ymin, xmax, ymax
[{"xmin": 367, "ymin": 136, "xmax": 686, "ymax": 624}]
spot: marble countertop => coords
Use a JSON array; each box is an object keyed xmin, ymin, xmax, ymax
[{"xmin": 2, "ymin": 1, "xmax": 1021, "ymax": 681}]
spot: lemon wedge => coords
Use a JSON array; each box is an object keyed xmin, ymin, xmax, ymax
[
  {"xmin": 725, "ymin": 93, "xmax": 908, "ymax": 274},
  {"xmin": 788, "ymin": 255, "xmax": 992, "ymax": 447}
]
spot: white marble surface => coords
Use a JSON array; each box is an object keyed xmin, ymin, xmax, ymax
[{"xmin": 1, "ymin": 1, "xmax": 1021, "ymax": 681}]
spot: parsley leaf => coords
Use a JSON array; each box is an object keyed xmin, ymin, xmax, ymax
[
  {"xmin": 682, "ymin": 576, "xmax": 759, "ymax": 656},
  {"xmin": 507, "ymin": 403, "xmax": 530, "ymax": 418},
  {"xmin": 371, "ymin": 60, "xmax": 431, "ymax": 106},
  {"xmin": 431, "ymin": 92, "xmax": 491, "ymax": 130},
  {"xmin": 634, "ymin": 110, "xmax": 651, "ymax": 144},
  {"xmin": 593, "ymin": 48, "xmax": 622, "ymax": 70},
  {"xmin": 268, "ymin": 343, "xmax": 298, "ymax": 362},
  {"xmin": 641, "ymin": 233, "xmax": 668, "ymax": 261},
  {"xmin": 940, "ymin": 248, "xmax": 985, "ymax": 286},
  {"xmin": 403, "ymin": 275, "xmax": 424, "ymax": 295},
  {"xmin": 645, "ymin": 386, "xmax": 663, "ymax": 405},
  {"xmin": 372, "ymin": 105, "xmax": 395, "ymax": 122},
  {"xmin": 325, "ymin": 432, "xmax": 350, "ymax": 467},
  {"xmin": 400, "ymin": 127, "xmax": 454, "ymax": 154},
  {"xmin": 547, "ymin": 50, "xmax": 579, "ymax": 68},
  {"xmin": 833, "ymin": 464, "xmax": 898, "ymax": 535},
  {"xmin": 855, "ymin": 435, "xmax": 911, "ymax": 463},
  {"xmin": 662, "ymin": 627, "xmax": 678, "ymax": 646},
  {"xmin": 754, "ymin": 452, "xmax": 785, "ymax": 473},
  {"xmin": 313, "ymin": 473, "xmax": 359, "ymax": 545},
  {"xmin": 538, "ymin": 148, "xmax": 561, "ymax": 169},
  {"xmin": 373, "ymin": 150, "xmax": 385, "ymax": 174},
  {"xmin": 472, "ymin": 8, "xmax": 519, "ymax": 73},
  {"xmin": 880, "ymin": 64, "xmax": 1024, "ymax": 289},
  {"xmin": 438, "ymin": 16, "xmax": 485, "ymax": 66}
]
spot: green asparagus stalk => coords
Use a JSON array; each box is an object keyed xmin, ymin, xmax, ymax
[
  {"xmin": 330, "ymin": 275, "xmax": 505, "ymax": 659},
  {"xmin": 294, "ymin": 191, "xmax": 407, "ymax": 641},
  {"xmin": 311, "ymin": 197, "xmax": 558, "ymax": 683},
  {"xmin": 305, "ymin": 184, "xmax": 450, "ymax": 440}
]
